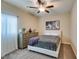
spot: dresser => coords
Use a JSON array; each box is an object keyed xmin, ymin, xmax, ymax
[{"xmin": 18, "ymin": 32, "xmax": 38, "ymax": 49}]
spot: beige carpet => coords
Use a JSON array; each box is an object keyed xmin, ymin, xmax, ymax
[
  {"xmin": 3, "ymin": 49, "xmax": 57, "ymax": 59},
  {"xmin": 2, "ymin": 44, "xmax": 76, "ymax": 59}
]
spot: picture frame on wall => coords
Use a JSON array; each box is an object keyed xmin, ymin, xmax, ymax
[{"xmin": 46, "ymin": 20, "xmax": 60, "ymax": 30}]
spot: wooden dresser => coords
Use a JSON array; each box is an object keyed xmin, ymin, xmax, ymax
[{"xmin": 18, "ymin": 32, "xmax": 38, "ymax": 49}]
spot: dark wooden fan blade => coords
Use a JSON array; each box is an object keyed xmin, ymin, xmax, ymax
[
  {"xmin": 37, "ymin": 0, "xmax": 45, "ymax": 5},
  {"xmin": 26, "ymin": 6, "xmax": 38, "ymax": 9},
  {"xmin": 37, "ymin": 0, "xmax": 42, "ymax": 5},
  {"xmin": 45, "ymin": 10, "xmax": 49, "ymax": 13},
  {"xmin": 37, "ymin": 11, "xmax": 40, "ymax": 13},
  {"xmin": 46, "ymin": 5, "xmax": 54, "ymax": 8}
]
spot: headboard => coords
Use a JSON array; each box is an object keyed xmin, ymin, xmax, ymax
[{"xmin": 43, "ymin": 30, "xmax": 62, "ymax": 38}]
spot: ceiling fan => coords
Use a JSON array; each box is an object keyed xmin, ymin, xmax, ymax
[{"xmin": 26, "ymin": 0, "xmax": 54, "ymax": 13}]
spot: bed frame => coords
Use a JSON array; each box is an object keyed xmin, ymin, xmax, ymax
[
  {"xmin": 28, "ymin": 31, "xmax": 62, "ymax": 58},
  {"xmin": 28, "ymin": 40, "xmax": 61, "ymax": 58}
]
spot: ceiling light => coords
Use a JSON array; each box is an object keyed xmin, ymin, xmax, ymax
[
  {"xmin": 39, "ymin": 5, "xmax": 45, "ymax": 11},
  {"xmin": 39, "ymin": 8, "xmax": 45, "ymax": 11}
]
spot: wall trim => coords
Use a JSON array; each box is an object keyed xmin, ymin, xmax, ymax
[
  {"xmin": 62, "ymin": 40, "xmax": 76, "ymax": 57},
  {"xmin": 1, "ymin": 49, "xmax": 18, "ymax": 58},
  {"xmin": 61, "ymin": 41, "xmax": 71, "ymax": 45},
  {"xmin": 71, "ymin": 42, "xmax": 77, "ymax": 57},
  {"xmin": 61, "ymin": 41, "xmax": 76, "ymax": 58},
  {"xmin": 62, "ymin": 41, "xmax": 76, "ymax": 57}
]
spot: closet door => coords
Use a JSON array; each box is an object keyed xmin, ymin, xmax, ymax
[{"xmin": 1, "ymin": 13, "xmax": 18, "ymax": 57}]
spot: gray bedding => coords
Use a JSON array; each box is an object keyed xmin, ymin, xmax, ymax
[
  {"xmin": 39, "ymin": 35, "xmax": 60, "ymax": 44},
  {"xmin": 34, "ymin": 41, "xmax": 57, "ymax": 51},
  {"xmin": 29, "ymin": 35, "xmax": 60, "ymax": 51},
  {"xmin": 38, "ymin": 35, "xmax": 60, "ymax": 47}
]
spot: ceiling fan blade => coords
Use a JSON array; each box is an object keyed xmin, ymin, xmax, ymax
[
  {"xmin": 26, "ymin": 6, "xmax": 38, "ymax": 9},
  {"xmin": 37, "ymin": 0, "xmax": 42, "ymax": 5},
  {"xmin": 45, "ymin": 10, "xmax": 49, "ymax": 13},
  {"xmin": 37, "ymin": 11, "xmax": 40, "ymax": 13},
  {"xmin": 46, "ymin": 5, "xmax": 54, "ymax": 8},
  {"xmin": 37, "ymin": 0, "xmax": 45, "ymax": 5}
]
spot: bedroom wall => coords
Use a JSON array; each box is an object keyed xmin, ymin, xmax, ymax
[
  {"xmin": 1, "ymin": 1, "xmax": 39, "ymax": 32},
  {"xmin": 38, "ymin": 13, "xmax": 71, "ymax": 44},
  {"xmin": 70, "ymin": 1, "xmax": 77, "ymax": 56}
]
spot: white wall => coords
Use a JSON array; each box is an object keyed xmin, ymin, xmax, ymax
[
  {"xmin": 70, "ymin": 1, "xmax": 77, "ymax": 56},
  {"xmin": 1, "ymin": 1, "xmax": 38, "ymax": 32},
  {"xmin": 38, "ymin": 13, "xmax": 71, "ymax": 44}
]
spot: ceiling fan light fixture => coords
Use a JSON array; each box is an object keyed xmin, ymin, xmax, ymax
[{"xmin": 39, "ymin": 8, "xmax": 45, "ymax": 11}]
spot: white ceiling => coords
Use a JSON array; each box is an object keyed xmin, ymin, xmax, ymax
[{"xmin": 3, "ymin": 0, "xmax": 75, "ymax": 16}]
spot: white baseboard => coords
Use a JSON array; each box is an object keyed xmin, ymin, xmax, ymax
[
  {"xmin": 61, "ymin": 41, "xmax": 71, "ymax": 45},
  {"xmin": 62, "ymin": 41, "xmax": 76, "ymax": 57},
  {"xmin": 71, "ymin": 42, "xmax": 77, "ymax": 57},
  {"xmin": 2, "ymin": 49, "xmax": 18, "ymax": 58}
]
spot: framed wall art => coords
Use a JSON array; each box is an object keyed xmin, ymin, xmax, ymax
[{"xmin": 46, "ymin": 20, "xmax": 60, "ymax": 30}]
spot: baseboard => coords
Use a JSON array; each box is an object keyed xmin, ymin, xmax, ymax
[
  {"xmin": 62, "ymin": 40, "xmax": 77, "ymax": 57},
  {"xmin": 71, "ymin": 42, "xmax": 77, "ymax": 57},
  {"xmin": 61, "ymin": 41, "xmax": 71, "ymax": 45},
  {"xmin": 2, "ymin": 49, "xmax": 18, "ymax": 58}
]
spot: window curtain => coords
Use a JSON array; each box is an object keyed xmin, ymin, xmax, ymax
[{"xmin": 1, "ymin": 13, "xmax": 18, "ymax": 57}]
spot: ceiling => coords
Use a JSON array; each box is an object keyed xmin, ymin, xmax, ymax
[{"xmin": 3, "ymin": 0, "xmax": 75, "ymax": 16}]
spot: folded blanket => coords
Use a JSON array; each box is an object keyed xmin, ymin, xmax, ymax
[{"xmin": 29, "ymin": 37, "xmax": 39, "ymax": 45}]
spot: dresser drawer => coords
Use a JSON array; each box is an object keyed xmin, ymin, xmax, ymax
[{"xmin": 23, "ymin": 44, "xmax": 27, "ymax": 48}]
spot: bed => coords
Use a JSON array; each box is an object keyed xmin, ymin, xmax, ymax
[{"xmin": 28, "ymin": 32, "xmax": 61, "ymax": 58}]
